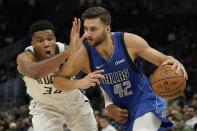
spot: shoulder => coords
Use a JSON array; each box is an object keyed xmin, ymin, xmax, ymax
[
  {"xmin": 21, "ymin": 45, "xmax": 35, "ymax": 58},
  {"xmin": 124, "ymin": 33, "xmax": 145, "ymax": 43},
  {"xmin": 25, "ymin": 45, "xmax": 34, "ymax": 52},
  {"xmin": 124, "ymin": 32, "xmax": 148, "ymax": 48},
  {"xmin": 17, "ymin": 47, "xmax": 36, "ymax": 64},
  {"xmin": 56, "ymin": 42, "xmax": 68, "ymax": 53},
  {"xmin": 56, "ymin": 42, "xmax": 66, "ymax": 47}
]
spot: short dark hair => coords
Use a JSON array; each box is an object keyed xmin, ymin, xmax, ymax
[
  {"xmin": 187, "ymin": 105, "xmax": 196, "ymax": 111},
  {"xmin": 29, "ymin": 20, "xmax": 55, "ymax": 37},
  {"xmin": 81, "ymin": 7, "xmax": 111, "ymax": 25}
]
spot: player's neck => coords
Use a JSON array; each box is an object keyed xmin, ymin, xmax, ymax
[{"xmin": 96, "ymin": 33, "xmax": 114, "ymax": 60}]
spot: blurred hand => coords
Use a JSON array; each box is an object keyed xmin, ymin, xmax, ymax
[
  {"xmin": 79, "ymin": 70, "xmax": 105, "ymax": 89},
  {"xmin": 106, "ymin": 104, "xmax": 128, "ymax": 122},
  {"xmin": 69, "ymin": 17, "xmax": 86, "ymax": 51},
  {"xmin": 161, "ymin": 58, "xmax": 188, "ymax": 80}
]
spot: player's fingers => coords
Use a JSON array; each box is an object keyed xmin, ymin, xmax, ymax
[
  {"xmin": 92, "ymin": 70, "xmax": 105, "ymax": 74},
  {"xmin": 70, "ymin": 23, "xmax": 78, "ymax": 38},
  {"xmin": 120, "ymin": 113, "xmax": 128, "ymax": 118},
  {"xmin": 75, "ymin": 17, "xmax": 79, "ymax": 32},
  {"xmin": 89, "ymin": 72, "xmax": 105, "ymax": 79},
  {"xmin": 181, "ymin": 67, "xmax": 188, "ymax": 80},
  {"xmin": 185, "ymin": 71, "xmax": 188, "ymax": 80},
  {"xmin": 120, "ymin": 109, "xmax": 128, "ymax": 114},
  {"xmin": 72, "ymin": 17, "xmax": 77, "ymax": 32},
  {"xmin": 160, "ymin": 60, "xmax": 171, "ymax": 66},
  {"xmin": 89, "ymin": 83, "xmax": 96, "ymax": 87},
  {"xmin": 91, "ymin": 74, "xmax": 104, "ymax": 80},
  {"xmin": 70, "ymin": 21, "xmax": 75, "ymax": 36},
  {"xmin": 185, "ymin": 68, "xmax": 188, "ymax": 79},
  {"xmin": 120, "ymin": 109, "xmax": 128, "ymax": 117},
  {"xmin": 77, "ymin": 18, "xmax": 81, "ymax": 33},
  {"xmin": 176, "ymin": 64, "xmax": 181, "ymax": 74},
  {"xmin": 117, "ymin": 116, "xmax": 128, "ymax": 122},
  {"xmin": 90, "ymin": 79, "xmax": 101, "ymax": 85},
  {"xmin": 80, "ymin": 33, "xmax": 87, "ymax": 42},
  {"xmin": 121, "ymin": 116, "xmax": 128, "ymax": 120},
  {"xmin": 171, "ymin": 62, "xmax": 178, "ymax": 70},
  {"xmin": 74, "ymin": 17, "xmax": 77, "ymax": 23}
]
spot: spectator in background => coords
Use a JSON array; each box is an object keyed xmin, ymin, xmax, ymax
[{"xmin": 184, "ymin": 105, "xmax": 197, "ymax": 128}]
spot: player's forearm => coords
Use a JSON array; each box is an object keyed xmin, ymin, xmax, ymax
[
  {"xmin": 28, "ymin": 50, "xmax": 70, "ymax": 79},
  {"xmin": 53, "ymin": 76, "xmax": 81, "ymax": 91}
]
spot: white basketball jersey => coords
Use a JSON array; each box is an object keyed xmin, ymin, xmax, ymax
[{"xmin": 23, "ymin": 42, "xmax": 86, "ymax": 105}]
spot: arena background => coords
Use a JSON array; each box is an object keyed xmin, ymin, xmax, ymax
[{"xmin": 0, "ymin": 0, "xmax": 196, "ymax": 131}]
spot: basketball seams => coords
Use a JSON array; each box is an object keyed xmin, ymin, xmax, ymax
[
  {"xmin": 157, "ymin": 81, "xmax": 186, "ymax": 100},
  {"xmin": 153, "ymin": 79, "xmax": 186, "ymax": 93},
  {"xmin": 151, "ymin": 64, "xmax": 186, "ymax": 100},
  {"xmin": 151, "ymin": 76, "xmax": 185, "ymax": 85},
  {"xmin": 151, "ymin": 65, "xmax": 183, "ymax": 83}
]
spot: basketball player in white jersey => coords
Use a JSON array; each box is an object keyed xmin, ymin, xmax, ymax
[{"xmin": 16, "ymin": 19, "xmax": 98, "ymax": 131}]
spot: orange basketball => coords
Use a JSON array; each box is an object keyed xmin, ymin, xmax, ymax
[{"xmin": 150, "ymin": 64, "xmax": 186, "ymax": 100}]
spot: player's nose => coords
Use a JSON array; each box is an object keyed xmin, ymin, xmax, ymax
[
  {"xmin": 84, "ymin": 31, "xmax": 92, "ymax": 38},
  {"xmin": 43, "ymin": 40, "xmax": 50, "ymax": 47}
]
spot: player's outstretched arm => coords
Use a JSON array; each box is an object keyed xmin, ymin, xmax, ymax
[
  {"xmin": 16, "ymin": 50, "xmax": 70, "ymax": 79},
  {"xmin": 53, "ymin": 17, "xmax": 104, "ymax": 91},
  {"xmin": 17, "ymin": 18, "xmax": 83, "ymax": 80},
  {"xmin": 124, "ymin": 33, "xmax": 188, "ymax": 79},
  {"xmin": 53, "ymin": 69, "xmax": 104, "ymax": 91},
  {"xmin": 53, "ymin": 45, "xmax": 104, "ymax": 91}
]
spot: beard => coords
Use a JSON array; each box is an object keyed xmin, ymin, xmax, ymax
[{"xmin": 88, "ymin": 33, "xmax": 107, "ymax": 47}]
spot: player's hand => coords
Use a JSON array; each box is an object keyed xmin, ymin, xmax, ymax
[
  {"xmin": 106, "ymin": 104, "xmax": 128, "ymax": 122},
  {"xmin": 69, "ymin": 17, "xmax": 86, "ymax": 51},
  {"xmin": 161, "ymin": 58, "xmax": 188, "ymax": 80},
  {"xmin": 79, "ymin": 70, "xmax": 105, "ymax": 89}
]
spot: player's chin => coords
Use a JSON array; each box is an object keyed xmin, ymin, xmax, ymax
[{"xmin": 87, "ymin": 40, "xmax": 95, "ymax": 46}]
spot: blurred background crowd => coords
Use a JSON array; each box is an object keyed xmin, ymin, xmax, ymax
[{"xmin": 0, "ymin": 0, "xmax": 196, "ymax": 131}]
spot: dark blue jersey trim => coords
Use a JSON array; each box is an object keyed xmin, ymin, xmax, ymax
[{"xmin": 119, "ymin": 33, "xmax": 139, "ymax": 73}]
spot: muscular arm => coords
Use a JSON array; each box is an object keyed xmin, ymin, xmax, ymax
[
  {"xmin": 16, "ymin": 49, "xmax": 70, "ymax": 79},
  {"xmin": 53, "ymin": 46, "xmax": 86, "ymax": 91},
  {"xmin": 125, "ymin": 33, "xmax": 174, "ymax": 66},
  {"xmin": 124, "ymin": 33, "xmax": 188, "ymax": 78},
  {"xmin": 53, "ymin": 46, "xmax": 104, "ymax": 91},
  {"xmin": 53, "ymin": 18, "xmax": 104, "ymax": 91}
]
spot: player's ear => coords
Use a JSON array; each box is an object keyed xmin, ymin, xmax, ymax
[
  {"xmin": 106, "ymin": 25, "xmax": 111, "ymax": 32},
  {"xmin": 54, "ymin": 36, "xmax": 56, "ymax": 41}
]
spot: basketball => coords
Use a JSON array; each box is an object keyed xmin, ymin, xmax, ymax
[{"xmin": 150, "ymin": 64, "xmax": 186, "ymax": 100}]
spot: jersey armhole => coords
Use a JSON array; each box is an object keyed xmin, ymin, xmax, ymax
[{"xmin": 119, "ymin": 32, "xmax": 140, "ymax": 73}]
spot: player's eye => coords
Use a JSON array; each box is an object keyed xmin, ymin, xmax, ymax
[
  {"xmin": 37, "ymin": 39, "xmax": 43, "ymax": 43},
  {"xmin": 90, "ymin": 27, "xmax": 96, "ymax": 32},
  {"xmin": 84, "ymin": 27, "xmax": 88, "ymax": 32},
  {"xmin": 47, "ymin": 37, "xmax": 54, "ymax": 41}
]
